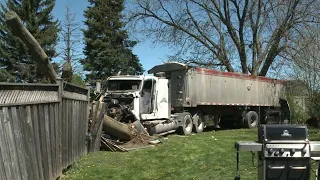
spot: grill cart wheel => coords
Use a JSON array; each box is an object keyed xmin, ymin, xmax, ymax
[
  {"xmin": 177, "ymin": 113, "xmax": 193, "ymax": 135},
  {"xmin": 192, "ymin": 112, "xmax": 204, "ymax": 133},
  {"xmin": 245, "ymin": 111, "xmax": 259, "ymax": 128}
]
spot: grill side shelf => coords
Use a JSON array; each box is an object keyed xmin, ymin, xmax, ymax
[
  {"xmin": 310, "ymin": 141, "xmax": 320, "ymax": 157},
  {"xmin": 235, "ymin": 141, "xmax": 263, "ymax": 152}
]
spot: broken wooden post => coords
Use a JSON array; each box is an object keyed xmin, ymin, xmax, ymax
[
  {"xmin": 87, "ymin": 99, "xmax": 106, "ymax": 152},
  {"xmin": 5, "ymin": 10, "xmax": 58, "ymax": 84}
]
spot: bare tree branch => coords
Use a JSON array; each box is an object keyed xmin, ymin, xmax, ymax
[{"xmin": 127, "ymin": 0, "xmax": 320, "ymax": 76}]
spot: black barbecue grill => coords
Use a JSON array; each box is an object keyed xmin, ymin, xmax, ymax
[{"xmin": 235, "ymin": 124, "xmax": 320, "ymax": 180}]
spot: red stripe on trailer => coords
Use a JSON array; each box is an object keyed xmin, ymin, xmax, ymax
[
  {"xmin": 195, "ymin": 68, "xmax": 285, "ymax": 84},
  {"xmin": 197, "ymin": 103, "xmax": 279, "ymax": 107}
]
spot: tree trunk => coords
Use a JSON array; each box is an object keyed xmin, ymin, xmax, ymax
[
  {"xmin": 62, "ymin": 62, "xmax": 73, "ymax": 82},
  {"xmin": 102, "ymin": 115, "xmax": 135, "ymax": 141},
  {"xmin": 5, "ymin": 11, "xmax": 58, "ymax": 84}
]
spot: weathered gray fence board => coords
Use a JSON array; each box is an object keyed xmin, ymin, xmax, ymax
[
  {"xmin": 68, "ymin": 100, "xmax": 72, "ymax": 166},
  {"xmin": 18, "ymin": 106, "xmax": 33, "ymax": 180},
  {"xmin": 38, "ymin": 105, "xmax": 49, "ymax": 180},
  {"xmin": 0, "ymin": 82, "xmax": 89, "ymax": 180},
  {"xmin": 65, "ymin": 99, "xmax": 69, "ymax": 167},
  {"xmin": 78, "ymin": 101, "xmax": 82, "ymax": 158},
  {"xmin": 61, "ymin": 99, "xmax": 67, "ymax": 168},
  {"xmin": 72, "ymin": 100, "xmax": 76, "ymax": 163},
  {"xmin": 80, "ymin": 102, "xmax": 85, "ymax": 156},
  {"xmin": 54, "ymin": 103, "xmax": 60, "ymax": 177},
  {"xmin": 32, "ymin": 105, "xmax": 44, "ymax": 180},
  {"xmin": 31, "ymin": 105, "xmax": 44, "ymax": 179},
  {"xmin": 2, "ymin": 107, "xmax": 21, "ymax": 180},
  {"xmin": 0, "ymin": 143, "xmax": 5, "ymax": 180},
  {"xmin": 77, "ymin": 101, "xmax": 81, "ymax": 159},
  {"xmin": 0, "ymin": 111, "xmax": 11, "ymax": 180},
  {"xmin": 11, "ymin": 107, "xmax": 28, "ymax": 180},
  {"xmin": 49, "ymin": 104, "xmax": 56, "ymax": 178},
  {"xmin": 44, "ymin": 104, "xmax": 53, "ymax": 180},
  {"xmin": 25, "ymin": 106, "xmax": 39, "ymax": 180}
]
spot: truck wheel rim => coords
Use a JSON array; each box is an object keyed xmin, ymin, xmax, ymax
[
  {"xmin": 197, "ymin": 117, "xmax": 203, "ymax": 129},
  {"xmin": 251, "ymin": 116, "xmax": 257, "ymax": 127},
  {"xmin": 185, "ymin": 116, "xmax": 192, "ymax": 132}
]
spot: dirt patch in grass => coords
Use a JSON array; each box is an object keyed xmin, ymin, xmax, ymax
[{"xmin": 120, "ymin": 133, "xmax": 156, "ymax": 149}]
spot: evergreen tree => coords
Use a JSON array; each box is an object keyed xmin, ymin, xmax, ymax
[
  {"xmin": 0, "ymin": 0, "xmax": 59, "ymax": 83},
  {"xmin": 82, "ymin": 0, "xmax": 143, "ymax": 82}
]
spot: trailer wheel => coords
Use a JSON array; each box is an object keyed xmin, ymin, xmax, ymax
[
  {"xmin": 177, "ymin": 113, "xmax": 193, "ymax": 135},
  {"xmin": 245, "ymin": 111, "xmax": 259, "ymax": 128},
  {"xmin": 192, "ymin": 112, "xmax": 204, "ymax": 133}
]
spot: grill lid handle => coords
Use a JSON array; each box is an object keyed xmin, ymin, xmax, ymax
[
  {"xmin": 268, "ymin": 165, "xmax": 285, "ymax": 170},
  {"xmin": 290, "ymin": 166, "xmax": 307, "ymax": 170}
]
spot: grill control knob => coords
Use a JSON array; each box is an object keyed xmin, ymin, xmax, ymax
[
  {"xmin": 291, "ymin": 149, "xmax": 296, "ymax": 154},
  {"xmin": 268, "ymin": 148, "xmax": 274, "ymax": 154},
  {"xmin": 302, "ymin": 148, "xmax": 307, "ymax": 154},
  {"xmin": 280, "ymin": 149, "xmax": 285, "ymax": 154},
  {"xmin": 275, "ymin": 151, "xmax": 280, "ymax": 156}
]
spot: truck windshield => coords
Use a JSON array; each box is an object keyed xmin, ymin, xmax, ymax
[{"xmin": 107, "ymin": 80, "xmax": 142, "ymax": 91}]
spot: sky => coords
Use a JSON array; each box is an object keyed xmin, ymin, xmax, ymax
[
  {"xmin": 53, "ymin": 0, "xmax": 171, "ymax": 74},
  {"xmin": 0, "ymin": 0, "xmax": 171, "ymax": 74}
]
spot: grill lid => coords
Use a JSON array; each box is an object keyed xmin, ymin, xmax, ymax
[{"xmin": 258, "ymin": 124, "xmax": 308, "ymax": 142}]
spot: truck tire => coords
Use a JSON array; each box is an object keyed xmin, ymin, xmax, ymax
[
  {"xmin": 244, "ymin": 111, "xmax": 259, "ymax": 128},
  {"xmin": 192, "ymin": 112, "xmax": 204, "ymax": 133},
  {"xmin": 177, "ymin": 113, "xmax": 193, "ymax": 135}
]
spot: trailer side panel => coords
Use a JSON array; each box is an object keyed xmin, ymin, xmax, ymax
[{"xmin": 182, "ymin": 68, "xmax": 284, "ymax": 107}]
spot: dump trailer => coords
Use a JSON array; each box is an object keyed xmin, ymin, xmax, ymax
[{"xmin": 102, "ymin": 62, "xmax": 290, "ymax": 136}]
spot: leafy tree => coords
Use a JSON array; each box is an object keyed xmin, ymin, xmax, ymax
[
  {"xmin": 71, "ymin": 74, "xmax": 86, "ymax": 87},
  {"xmin": 127, "ymin": 0, "xmax": 320, "ymax": 76},
  {"xmin": 0, "ymin": 69, "xmax": 15, "ymax": 82},
  {"xmin": 0, "ymin": 0, "xmax": 59, "ymax": 83},
  {"xmin": 82, "ymin": 0, "xmax": 144, "ymax": 82}
]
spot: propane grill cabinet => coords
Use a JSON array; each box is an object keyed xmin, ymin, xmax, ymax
[{"xmin": 234, "ymin": 124, "xmax": 320, "ymax": 180}]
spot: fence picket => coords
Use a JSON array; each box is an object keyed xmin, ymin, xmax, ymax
[
  {"xmin": 0, "ymin": 111, "xmax": 11, "ymax": 180},
  {"xmin": 2, "ymin": 107, "xmax": 21, "ymax": 180},
  {"xmin": 49, "ymin": 104, "xmax": 56, "ymax": 178},
  {"xmin": 32, "ymin": 105, "xmax": 44, "ymax": 180},
  {"xmin": 44, "ymin": 105, "xmax": 53, "ymax": 180},
  {"xmin": 25, "ymin": 106, "xmax": 39, "ymax": 180}
]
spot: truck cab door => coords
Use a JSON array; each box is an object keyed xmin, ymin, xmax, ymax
[
  {"xmin": 140, "ymin": 79, "xmax": 155, "ymax": 114},
  {"xmin": 140, "ymin": 78, "xmax": 169, "ymax": 120},
  {"xmin": 155, "ymin": 79, "xmax": 169, "ymax": 119}
]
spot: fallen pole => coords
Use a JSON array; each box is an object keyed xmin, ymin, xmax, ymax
[
  {"xmin": 5, "ymin": 10, "xmax": 58, "ymax": 83},
  {"xmin": 102, "ymin": 115, "xmax": 135, "ymax": 141}
]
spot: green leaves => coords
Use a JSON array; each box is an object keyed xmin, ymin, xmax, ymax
[
  {"xmin": 0, "ymin": 0, "xmax": 59, "ymax": 83},
  {"xmin": 82, "ymin": 0, "xmax": 144, "ymax": 82}
]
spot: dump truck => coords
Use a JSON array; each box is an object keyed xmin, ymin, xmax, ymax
[{"xmin": 102, "ymin": 62, "xmax": 290, "ymax": 135}]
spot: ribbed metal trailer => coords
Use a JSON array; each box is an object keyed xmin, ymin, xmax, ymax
[{"xmin": 149, "ymin": 62, "xmax": 290, "ymax": 129}]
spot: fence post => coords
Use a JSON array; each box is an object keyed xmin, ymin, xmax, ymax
[
  {"xmin": 85, "ymin": 84, "xmax": 91, "ymax": 154},
  {"xmin": 56, "ymin": 78, "xmax": 63, "ymax": 176}
]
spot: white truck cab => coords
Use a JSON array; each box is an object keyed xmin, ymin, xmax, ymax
[{"xmin": 104, "ymin": 75, "xmax": 170, "ymax": 122}]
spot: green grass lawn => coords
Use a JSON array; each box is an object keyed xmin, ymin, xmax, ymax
[{"xmin": 63, "ymin": 128, "xmax": 320, "ymax": 180}]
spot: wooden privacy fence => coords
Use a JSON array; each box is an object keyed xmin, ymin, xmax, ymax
[{"xmin": 0, "ymin": 79, "xmax": 90, "ymax": 180}]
